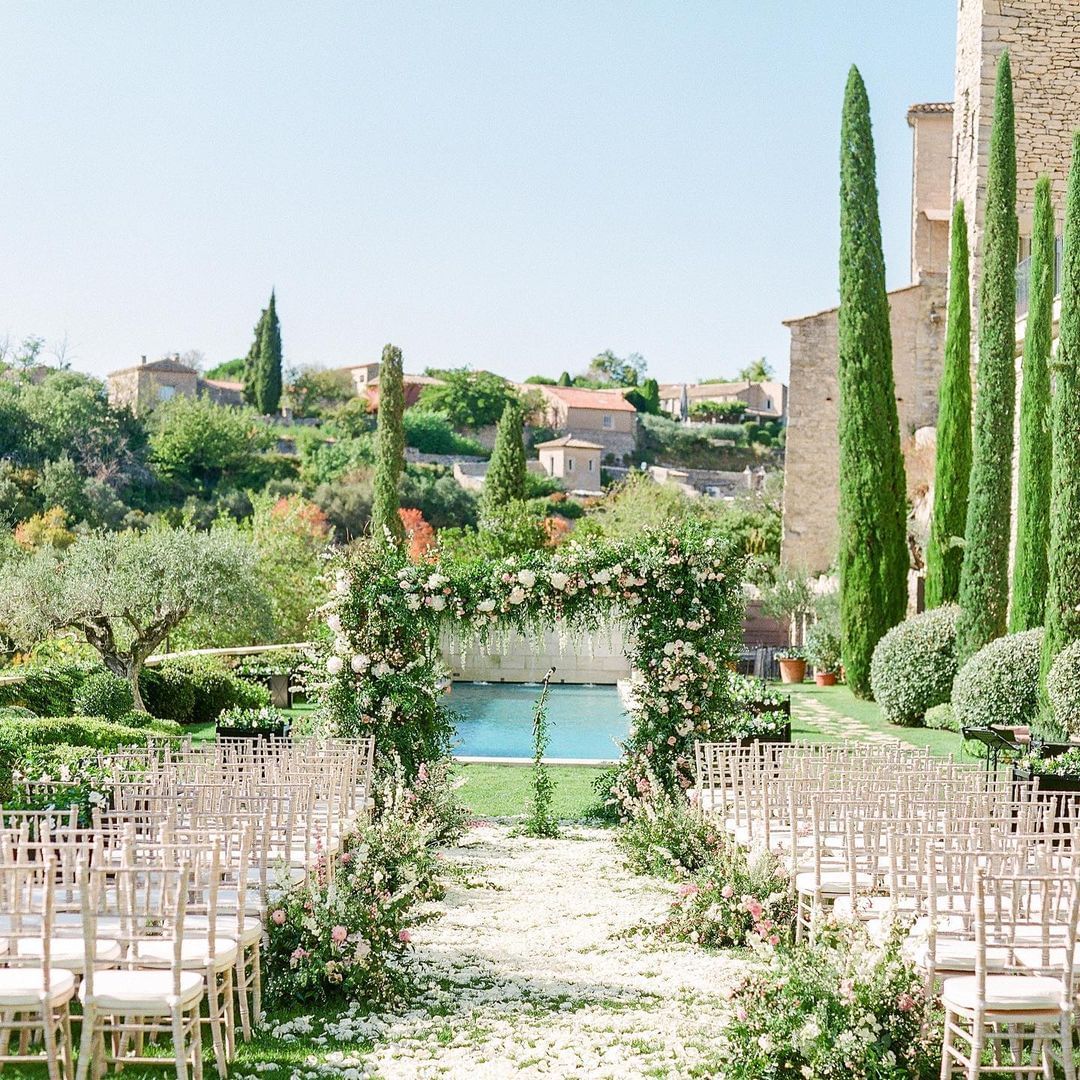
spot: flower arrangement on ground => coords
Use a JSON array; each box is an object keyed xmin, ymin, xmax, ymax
[
  {"xmin": 317, "ymin": 522, "xmax": 746, "ymax": 800},
  {"xmin": 717, "ymin": 920, "xmax": 939, "ymax": 1079},
  {"xmin": 216, "ymin": 705, "xmax": 290, "ymax": 734},
  {"xmin": 654, "ymin": 844, "xmax": 794, "ymax": 949}
]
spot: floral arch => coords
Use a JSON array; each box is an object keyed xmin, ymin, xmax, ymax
[{"xmin": 317, "ymin": 523, "xmax": 746, "ymax": 801}]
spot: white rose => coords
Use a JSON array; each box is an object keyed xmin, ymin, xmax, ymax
[
  {"xmin": 477, "ymin": 598, "xmax": 496, "ymax": 613},
  {"xmin": 326, "ymin": 656, "xmax": 344, "ymax": 676},
  {"xmin": 334, "ymin": 638, "xmax": 351, "ymax": 656},
  {"xmin": 373, "ymin": 662, "xmax": 391, "ymax": 678},
  {"xmin": 405, "ymin": 594, "xmax": 422, "ymax": 611},
  {"xmin": 335, "ymin": 573, "xmax": 350, "ymax": 595},
  {"xmin": 517, "ymin": 569, "xmax": 536, "ymax": 588},
  {"xmin": 663, "ymin": 642, "xmax": 676, "ymax": 655},
  {"xmin": 350, "ymin": 654, "xmax": 370, "ymax": 673},
  {"xmin": 508, "ymin": 586, "xmax": 527, "ymax": 605},
  {"xmin": 592, "ymin": 569, "xmax": 611, "ymax": 585},
  {"xmin": 549, "ymin": 572, "xmax": 569, "ymax": 591},
  {"xmin": 327, "ymin": 613, "xmax": 342, "ymax": 633},
  {"xmin": 426, "ymin": 595, "xmax": 446, "ymax": 611}
]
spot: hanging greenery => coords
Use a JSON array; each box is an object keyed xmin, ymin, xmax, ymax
[{"xmin": 316, "ymin": 522, "xmax": 746, "ymax": 805}]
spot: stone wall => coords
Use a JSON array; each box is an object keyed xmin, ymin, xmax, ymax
[
  {"xmin": 781, "ymin": 274, "xmax": 948, "ymax": 573},
  {"xmin": 953, "ymin": 0, "xmax": 1080, "ymax": 310},
  {"xmin": 440, "ymin": 623, "xmax": 631, "ymax": 684}
]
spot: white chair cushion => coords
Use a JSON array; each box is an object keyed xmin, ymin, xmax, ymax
[
  {"xmin": 15, "ymin": 938, "xmax": 122, "ymax": 967},
  {"xmin": 795, "ymin": 871, "xmax": 874, "ymax": 895},
  {"xmin": 185, "ymin": 914, "xmax": 263, "ymax": 945},
  {"xmin": 833, "ymin": 895, "xmax": 894, "ymax": 920},
  {"xmin": 135, "ymin": 938, "xmax": 239, "ymax": 970},
  {"xmin": 0, "ymin": 967, "xmax": 76, "ymax": 1007},
  {"xmin": 942, "ymin": 975, "xmax": 1065, "ymax": 1013},
  {"xmin": 80, "ymin": 969, "xmax": 204, "ymax": 1010},
  {"xmin": 913, "ymin": 940, "xmax": 1010, "ymax": 973}
]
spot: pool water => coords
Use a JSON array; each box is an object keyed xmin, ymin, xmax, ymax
[{"xmin": 448, "ymin": 681, "xmax": 629, "ymax": 760}]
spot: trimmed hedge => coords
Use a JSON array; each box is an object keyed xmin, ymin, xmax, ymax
[
  {"xmin": 924, "ymin": 703, "xmax": 960, "ymax": 732},
  {"xmin": 868, "ymin": 606, "xmax": 961, "ymax": 726},
  {"xmin": 74, "ymin": 670, "xmax": 135, "ymax": 722},
  {"xmin": 951, "ymin": 628, "xmax": 1043, "ymax": 732},
  {"xmin": 142, "ymin": 660, "xmax": 269, "ymax": 724},
  {"xmin": 1047, "ymin": 640, "xmax": 1080, "ymax": 736},
  {"xmin": 0, "ymin": 662, "xmax": 98, "ymax": 717},
  {"xmin": 140, "ymin": 666, "xmax": 197, "ymax": 724}
]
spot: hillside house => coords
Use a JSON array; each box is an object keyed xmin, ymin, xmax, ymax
[
  {"xmin": 535, "ymin": 435, "xmax": 603, "ymax": 494},
  {"xmin": 107, "ymin": 356, "xmax": 245, "ymax": 415},
  {"xmin": 659, "ymin": 380, "xmax": 788, "ymax": 423},
  {"xmin": 532, "ymin": 385, "xmax": 637, "ymax": 460}
]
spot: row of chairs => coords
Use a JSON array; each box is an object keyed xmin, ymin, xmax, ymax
[
  {"xmin": 694, "ymin": 739, "xmax": 1080, "ymax": 1079},
  {"xmin": 0, "ymin": 733, "xmax": 376, "ymax": 1080}
]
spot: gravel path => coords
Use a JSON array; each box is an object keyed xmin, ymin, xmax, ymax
[{"xmin": 260, "ymin": 825, "xmax": 745, "ymax": 1079}]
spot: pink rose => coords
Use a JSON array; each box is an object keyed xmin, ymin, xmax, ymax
[
  {"xmin": 331, "ymin": 925, "xmax": 348, "ymax": 944},
  {"xmin": 736, "ymin": 1007, "xmax": 747, "ymax": 1022},
  {"xmin": 720, "ymin": 885, "xmax": 734, "ymax": 899},
  {"xmin": 746, "ymin": 900, "xmax": 763, "ymax": 920},
  {"xmin": 768, "ymin": 934, "xmax": 780, "ymax": 946},
  {"xmin": 897, "ymin": 993, "xmax": 916, "ymax": 1013},
  {"xmin": 418, "ymin": 762, "xmax": 429, "ymax": 782},
  {"xmin": 271, "ymin": 909, "xmax": 287, "ymax": 926},
  {"xmin": 398, "ymin": 929, "xmax": 412, "ymax": 943},
  {"xmin": 340, "ymin": 852, "xmax": 352, "ymax": 865},
  {"xmin": 678, "ymin": 883, "xmax": 699, "ymax": 897}
]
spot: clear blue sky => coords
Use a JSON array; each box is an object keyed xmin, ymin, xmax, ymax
[{"xmin": 0, "ymin": 1, "xmax": 955, "ymax": 385}]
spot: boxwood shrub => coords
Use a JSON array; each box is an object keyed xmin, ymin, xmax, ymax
[
  {"xmin": 1047, "ymin": 640, "xmax": 1080, "ymax": 737},
  {"xmin": 140, "ymin": 666, "xmax": 197, "ymax": 724},
  {"xmin": 951, "ymin": 628, "xmax": 1044, "ymax": 732},
  {"xmin": 73, "ymin": 670, "xmax": 135, "ymax": 722},
  {"xmin": 0, "ymin": 661, "xmax": 98, "ymax": 717},
  {"xmin": 868, "ymin": 606, "xmax": 961, "ymax": 726},
  {"xmin": 141, "ymin": 660, "xmax": 270, "ymax": 724}
]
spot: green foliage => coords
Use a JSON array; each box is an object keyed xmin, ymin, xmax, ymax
[
  {"xmin": 402, "ymin": 409, "xmax": 487, "ymax": 456},
  {"xmin": 637, "ymin": 413, "xmax": 766, "ymax": 471},
  {"xmin": 418, "ymin": 368, "xmax": 517, "ymax": 428},
  {"xmin": 521, "ymin": 673, "xmax": 559, "ymax": 839},
  {"xmin": 286, "ymin": 366, "xmax": 353, "ymax": 419},
  {"xmin": 203, "ymin": 357, "xmax": 245, "ymax": 381},
  {"xmin": 952, "ymin": 628, "xmax": 1043, "ymax": 732},
  {"xmin": 926, "ymin": 201, "xmax": 972, "ymax": 609},
  {"xmin": 73, "ymin": 670, "xmax": 135, "ymax": 721},
  {"xmin": 0, "ymin": 527, "xmax": 266, "ymax": 711},
  {"xmin": 157, "ymin": 657, "xmax": 270, "ymax": 723},
  {"xmin": 617, "ymin": 786, "xmax": 728, "ymax": 878},
  {"xmin": 242, "ymin": 305, "xmax": 266, "ymax": 408},
  {"xmin": 436, "ymin": 500, "xmax": 549, "ymax": 562},
  {"xmin": 313, "ymin": 479, "xmax": 374, "ymax": 542},
  {"xmin": 0, "ymin": 661, "xmax": 97, "ymax": 716},
  {"xmin": 689, "ymin": 399, "xmax": 747, "ymax": 423},
  {"xmin": 804, "ymin": 622, "xmax": 842, "ymax": 674},
  {"xmin": 1046, "ymin": 640, "xmax": 1080, "ymax": 736},
  {"xmin": 623, "ymin": 377, "xmax": 661, "ymax": 415},
  {"xmin": 140, "ymin": 665, "xmax": 197, "ymax": 723},
  {"xmin": 868, "ymin": 606, "xmax": 961, "ymax": 727},
  {"xmin": 483, "ymin": 401, "xmax": 527, "ymax": 511},
  {"xmin": 836, "ymin": 66, "xmax": 909, "ymax": 698},
  {"xmin": 251, "ymin": 290, "xmax": 283, "ymax": 414},
  {"xmin": 957, "ymin": 54, "xmax": 1018, "ymax": 662},
  {"xmin": 1011, "ymin": 178, "xmax": 1055, "ymax": 631},
  {"xmin": 298, "ymin": 433, "xmax": 375, "ymax": 487},
  {"xmin": 372, "ymin": 344, "xmax": 406, "ymax": 546},
  {"xmin": 1042, "ymin": 132, "xmax": 1080, "ymax": 685},
  {"xmin": 924, "ymin": 703, "xmax": 960, "ymax": 732},
  {"xmin": 737, "ymin": 358, "xmax": 775, "ymax": 382},
  {"xmin": 720, "ymin": 922, "xmax": 938, "ymax": 1079},
  {"xmin": 149, "ymin": 395, "xmax": 273, "ymax": 495},
  {"xmin": 584, "ymin": 349, "xmax": 646, "ymax": 387},
  {"xmin": 400, "ymin": 466, "xmax": 479, "ymax": 530}
]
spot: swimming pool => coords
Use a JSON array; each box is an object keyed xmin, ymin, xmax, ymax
[{"xmin": 448, "ymin": 681, "xmax": 629, "ymax": 760}]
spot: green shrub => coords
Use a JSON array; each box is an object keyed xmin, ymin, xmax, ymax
[
  {"xmin": 159, "ymin": 658, "xmax": 269, "ymax": 723},
  {"xmin": 140, "ymin": 666, "xmax": 197, "ymax": 724},
  {"xmin": 868, "ymin": 606, "xmax": 961, "ymax": 726},
  {"xmin": 113, "ymin": 712, "xmax": 183, "ymax": 736},
  {"xmin": 924, "ymin": 703, "xmax": 960, "ymax": 732},
  {"xmin": 1047, "ymin": 639, "xmax": 1080, "ymax": 736},
  {"xmin": 951, "ymin": 628, "xmax": 1044, "ymax": 732},
  {"xmin": 0, "ymin": 661, "xmax": 97, "ymax": 716},
  {"xmin": 73, "ymin": 670, "xmax": 135, "ymax": 721}
]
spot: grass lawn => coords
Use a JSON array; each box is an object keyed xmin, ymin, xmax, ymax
[
  {"xmin": 783, "ymin": 681, "xmax": 967, "ymax": 759},
  {"xmin": 453, "ymin": 762, "xmax": 607, "ymax": 820}
]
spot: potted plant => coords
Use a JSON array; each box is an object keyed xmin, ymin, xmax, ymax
[
  {"xmin": 804, "ymin": 623, "xmax": 842, "ymax": 687},
  {"xmin": 216, "ymin": 705, "xmax": 291, "ymax": 740},
  {"xmin": 728, "ymin": 674, "xmax": 792, "ymax": 744},
  {"xmin": 776, "ymin": 648, "xmax": 807, "ymax": 685}
]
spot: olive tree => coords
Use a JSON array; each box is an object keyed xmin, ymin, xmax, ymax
[{"xmin": 0, "ymin": 527, "xmax": 267, "ymax": 710}]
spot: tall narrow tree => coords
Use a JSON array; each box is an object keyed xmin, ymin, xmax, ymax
[
  {"xmin": 241, "ymin": 307, "xmax": 267, "ymax": 408},
  {"xmin": 1011, "ymin": 176, "xmax": 1055, "ymax": 631},
  {"xmin": 836, "ymin": 66, "xmax": 909, "ymax": 698},
  {"xmin": 255, "ymin": 290, "xmax": 283, "ymax": 415},
  {"xmin": 1042, "ymin": 132, "xmax": 1080, "ymax": 683},
  {"xmin": 957, "ymin": 53, "xmax": 1018, "ymax": 662},
  {"xmin": 371, "ymin": 344, "xmax": 406, "ymax": 546},
  {"xmin": 926, "ymin": 202, "xmax": 973, "ymax": 609},
  {"xmin": 483, "ymin": 400, "xmax": 527, "ymax": 511}
]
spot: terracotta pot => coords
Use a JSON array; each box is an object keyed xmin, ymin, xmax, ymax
[
  {"xmin": 778, "ymin": 658, "xmax": 807, "ymax": 684},
  {"xmin": 814, "ymin": 672, "xmax": 837, "ymax": 687}
]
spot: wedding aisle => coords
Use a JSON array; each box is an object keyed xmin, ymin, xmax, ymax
[{"xmin": 250, "ymin": 824, "xmax": 745, "ymax": 1079}]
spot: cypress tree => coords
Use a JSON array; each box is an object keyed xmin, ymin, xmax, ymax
[
  {"xmin": 255, "ymin": 290, "xmax": 283, "ymax": 415},
  {"xmin": 836, "ymin": 66, "xmax": 909, "ymax": 699},
  {"xmin": 1011, "ymin": 176, "xmax": 1054, "ymax": 631},
  {"xmin": 925, "ymin": 201, "xmax": 972, "ymax": 609},
  {"xmin": 1042, "ymin": 132, "xmax": 1080, "ymax": 682},
  {"xmin": 241, "ymin": 307, "xmax": 266, "ymax": 408},
  {"xmin": 371, "ymin": 344, "xmax": 406, "ymax": 546},
  {"xmin": 957, "ymin": 53, "xmax": 1018, "ymax": 662},
  {"xmin": 483, "ymin": 400, "xmax": 527, "ymax": 510}
]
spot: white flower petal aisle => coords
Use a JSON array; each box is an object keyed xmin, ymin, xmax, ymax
[{"xmin": 243, "ymin": 825, "xmax": 745, "ymax": 1079}]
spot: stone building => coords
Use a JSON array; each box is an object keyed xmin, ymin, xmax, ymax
[
  {"xmin": 532, "ymin": 385, "xmax": 638, "ymax": 461},
  {"xmin": 107, "ymin": 356, "xmax": 245, "ymax": 415},
  {"xmin": 535, "ymin": 435, "xmax": 604, "ymax": 494},
  {"xmin": 781, "ymin": 104, "xmax": 952, "ymax": 573},
  {"xmin": 658, "ymin": 379, "xmax": 788, "ymax": 423}
]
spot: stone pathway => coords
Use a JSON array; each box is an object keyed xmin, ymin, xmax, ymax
[
  {"xmin": 792, "ymin": 692, "xmax": 899, "ymax": 745},
  {"xmin": 251, "ymin": 826, "xmax": 745, "ymax": 1079}
]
